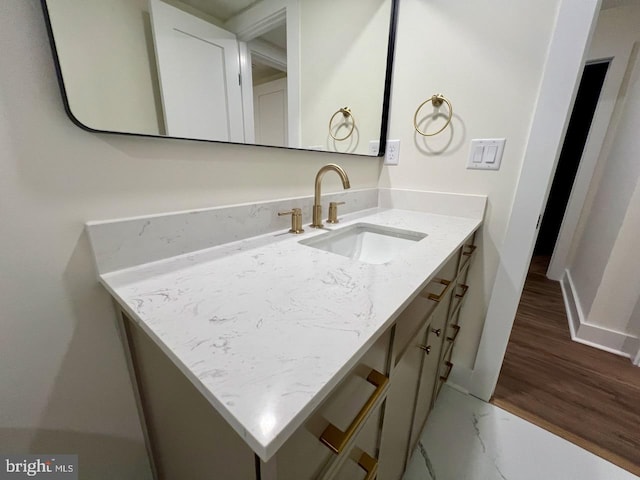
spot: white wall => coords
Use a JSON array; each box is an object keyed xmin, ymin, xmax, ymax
[
  {"xmin": 381, "ymin": 0, "xmax": 562, "ymax": 369},
  {"xmin": 46, "ymin": 0, "xmax": 163, "ymax": 134},
  {"xmin": 0, "ymin": 1, "xmax": 379, "ymax": 478},
  {"xmin": 566, "ymin": 5, "xmax": 640, "ymax": 317},
  {"xmin": 299, "ymin": 0, "xmax": 390, "ymax": 154},
  {"xmin": 567, "ymin": 20, "xmax": 640, "ymax": 341},
  {"xmin": 548, "ymin": 5, "xmax": 640, "ymax": 281},
  {"xmin": 46, "ymin": 0, "xmax": 224, "ymax": 136}
]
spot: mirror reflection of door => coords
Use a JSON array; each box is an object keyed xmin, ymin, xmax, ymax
[
  {"xmin": 253, "ymin": 77, "xmax": 288, "ymax": 147},
  {"xmin": 149, "ymin": 0, "xmax": 245, "ymax": 142},
  {"xmin": 250, "ymin": 24, "xmax": 288, "ymax": 147}
]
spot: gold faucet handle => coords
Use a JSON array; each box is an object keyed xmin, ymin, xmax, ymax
[
  {"xmin": 278, "ymin": 208, "xmax": 305, "ymax": 234},
  {"xmin": 327, "ymin": 201, "xmax": 346, "ymax": 224}
]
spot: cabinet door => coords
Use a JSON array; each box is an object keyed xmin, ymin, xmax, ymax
[
  {"xmin": 408, "ymin": 298, "xmax": 448, "ymax": 453},
  {"xmin": 378, "ymin": 321, "xmax": 430, "ymax": 480},
  {"xmin": 123, "ymin": 316, "xmax": 256, "ymax": 480}
]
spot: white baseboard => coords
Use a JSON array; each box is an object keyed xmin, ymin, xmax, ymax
[
  {"xmin": 626, "ymin": 337, "xmax": 640, "ymax": 366},
  {"xmin": 561, "ymin": 270, "xmax": 639, "ymax": 362}
]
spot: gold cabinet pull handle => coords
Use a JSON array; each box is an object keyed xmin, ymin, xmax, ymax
[
  {"xmin": 462, "ymin": 244, "xmax": 477, "ymax": 257},
  {"xmin": 455, "ymin": 284, "xmax": 469, "ymax": 299},
  {"xmin": 358, "ymin": 452, "xmax": 378, "ymax": 480},
  {"xmin": 320, "ymin": 369, "xmax": 389, "ymax": 454},
  {"xmin": 446, "ymin": 324, "xmax": 461, "ymax": 343},
  {"xmin": 421, "ymin": 278, "xmax": 452, "ymax": 302},
  {"xmin": 431, "ymin": 328, "xmax": 442, "ymax": 337},
  {"xmin": 440, "ymin": 361, "xmax": 453, "ymax": 382},
  {"xmin": 418, "ymin": 344, "xmax": 431, "ymax": 354},
  {"xmin": 448, "ymin": 285, "xmax": 469, "ymax": 322}
]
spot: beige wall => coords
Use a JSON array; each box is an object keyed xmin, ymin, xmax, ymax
[
  {"xmin": 381, "ymin": 0, "xmax": 561, "ymax": 368},
  {"xmin": 0, "ymin": 1, "xmax": 378, "ymax": 478},
  {"xmin": 299, "ymin": 0, "xmax": 390, "ymax": 154}
]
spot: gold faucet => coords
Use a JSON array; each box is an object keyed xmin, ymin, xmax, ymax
[{"xmin": 311, "ymin": 164, "xmax": 351, "ymax": 228}]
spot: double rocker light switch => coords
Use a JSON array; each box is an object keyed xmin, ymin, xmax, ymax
[{"xmin": 467, "ymin": 138, "xmax": 506, "ymax": 170}]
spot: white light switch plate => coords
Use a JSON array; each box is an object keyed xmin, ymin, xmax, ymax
[
  {"xmin": 467, "ymin": 138, "xmax": 506, "ymax": 170},
  {"xmin": 369, "ymin": 140, "xmax": 380, "ymax": 156}
]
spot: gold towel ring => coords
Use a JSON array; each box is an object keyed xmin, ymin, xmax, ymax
[
  {"xmin": 329, "ymin": 107, "xmax": 356, "ymax": 141},
  {"xmin": 414, "ymin": 94, "xmax": 453, "ymax": 137}
]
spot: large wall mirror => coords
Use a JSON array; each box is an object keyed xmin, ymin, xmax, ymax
[{"xmin": 41, "ymin": 0, "xmax": 399, "ymax": 156}]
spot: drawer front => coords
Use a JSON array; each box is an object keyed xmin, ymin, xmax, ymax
[
  {"xmin": 434, "ymin": 310, "xmax": 460, "ymax": 401},
  {"xmin": 392, "ymin": 295, "xmax": 438, "ymax": 366},
  {"xmin": 325, "ymin": 403, "xmax": 383, "ymax": 480},
  {"xmin": 393, "ymin": 252, "xmax": 459, "ymax": 363},
  {"xmin": 276, "ymin": 329, "xmax": 391, "ymax": 480},
  {"xmin": 448, "ymin": 281, "xmax": 470, "ymax": 324},
  {"xmin": 434, "ymin": 350, "xmax": 455, "ymax": 401},
  {"xmin": 439, "ymin": 250, "xmax": 461, "ymax": 282},
  {"xmin": 458, "ymin": 232, "xmax": 477, "ymax": 274}
]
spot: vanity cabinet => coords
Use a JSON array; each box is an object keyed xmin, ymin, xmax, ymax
[
  {"xmin": 118, "ymin": 230, "xmax": 478, "ymax": 480},
  {"xmin": 121, "ymin": 317, "xmax": 256, "ymax": 480},
  {"xmin": 378, "ymin": 250, "xmax": 459, "ymax": 480}
]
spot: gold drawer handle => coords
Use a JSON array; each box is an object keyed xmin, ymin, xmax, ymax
[
  {"xmin": 462, "ymin": 244, "xmax": 477, "ymax": 257},
  {"xmin": 418, "ymin": 344, "xmax": 431, "ymax": 354},
  {"xmin": 320, "ymin": 369, "xmax": 389, "ymax": 454},
  {"xmin": 358, "ymin": 452, "xmax": 378, "ymax": 480},
  {"xmin": 421, "ymin": 278, "xmax": 452, "ymax": 302},
  {"xmin": 440, "ymin": 361, "xmax": 453, "ymax": 382},
  {"xmin": 455, "ymin": 284, "xmax": 469, "ymax": 299},
  {"xmin": 446, "ymin": 324, "xmax": 460, "ymax": 343},
  {"xmin": 431, "ymin": 328, "xmax": 442, "ymax": 337}
]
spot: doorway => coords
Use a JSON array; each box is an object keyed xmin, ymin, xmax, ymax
[
  {"xmin": 534, "ymin": 60, "xmax": 609, "ymax": 257},
  {"xmin": 492, "ymin": 60, "xmax": 640, "ymax": 476}
]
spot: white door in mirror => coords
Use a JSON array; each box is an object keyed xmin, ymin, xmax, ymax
[
  {"xmin": 253, "ymin": 78, "xmax": 288, "ymax": 147},
  {"xmin": 149, "ymin": 0, "xmax": 245, "ymax": 142}
]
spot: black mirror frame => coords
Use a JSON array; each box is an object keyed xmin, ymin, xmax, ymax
[{"xmin": 40, "ymin": 0, "xmax": 399, "ymax": 157}]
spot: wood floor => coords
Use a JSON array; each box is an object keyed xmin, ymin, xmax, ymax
[{"xmin": 493, "ymin": 256, "xmax": 640, "ymax": 477}]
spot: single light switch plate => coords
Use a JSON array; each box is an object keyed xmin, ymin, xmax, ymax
[
  {"xmin": 467, "ymin": 138, "xmax": 505, "ymax": 170},
  {"xmin": 384, "ymin": 139, "xmax": 400, "ymax": 165},
  {"xmin": 369, "ymin": 140, "xmax": 380, "ymax": 156}
]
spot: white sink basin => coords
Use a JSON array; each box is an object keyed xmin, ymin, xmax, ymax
[{"xmin": 299, "ymin": 223, "xmax": 427, "ymax": 264}]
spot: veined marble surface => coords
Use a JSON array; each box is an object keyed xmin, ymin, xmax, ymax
[
  {"xmin": 93, "ymin": 206, "xmax": 481, "ymax": 461},
  {"xmin": 379, "ymin": 188, "xmax": 487, "ymax": 220},
  {"xmin": 87, "ymin": 188, "xmax": 378, "ymax": 275},
  {"xmin": 404, "ymin": 385, "xmax": 639, "ymax": 480}
]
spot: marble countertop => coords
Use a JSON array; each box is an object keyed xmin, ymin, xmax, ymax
[{"xmin": 98, "ymin": 206, "xmax": 481, "ymax": 461}]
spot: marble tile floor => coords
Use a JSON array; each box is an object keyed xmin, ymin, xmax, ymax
[{"xmin": 403, "ymin": 385, "xmax": 640, "ymax": 480}]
